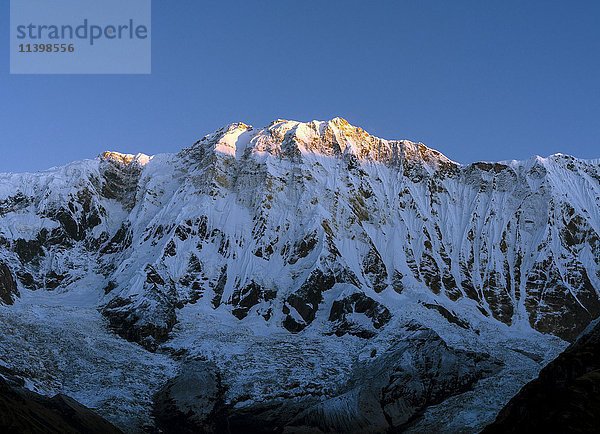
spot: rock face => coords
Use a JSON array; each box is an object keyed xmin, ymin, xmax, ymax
[
  {"xmin": 328, "ymin": 291, "xmax": 392, "ymax": 338},
  {"xmin": 0, "ymin": 262, "xmax": 17, "ymax": 305},
  {"xmin": 484, "ymin": 319, "xmax": 600, "ymax": 433},
  {"xmin": 0, "ymin": 368, "xmax": 122, "ymax": 434}
]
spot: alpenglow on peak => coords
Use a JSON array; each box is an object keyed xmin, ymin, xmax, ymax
[{"xmin": 184, "ymin": 117, "xmax": 457, "ymax": 171}]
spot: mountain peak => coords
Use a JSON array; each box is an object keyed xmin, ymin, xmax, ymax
[
  {"xmin": 100, "ymin": 151, "xmax": 152, "ymax": 166},
  {"xmin": 190, "ymin": 118, "xmax": 456, "ymax": 170}
]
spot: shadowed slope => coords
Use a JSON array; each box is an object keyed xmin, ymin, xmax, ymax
[{"xmin": 484, "ymin": 320, "xmax": 600, "ymax": 433}]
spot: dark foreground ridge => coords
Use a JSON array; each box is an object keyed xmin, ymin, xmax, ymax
[
  {"xmin": 484, "ymin": 320, "xmax": 600, "ymax": 433},
  {"xmin": 0, "ymin": 367, "xmax": 122, "ymax": 434}
]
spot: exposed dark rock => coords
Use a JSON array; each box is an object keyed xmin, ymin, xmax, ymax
[
  {"xmin": 226, "ymin": 397, "xmax": 319, "ymax": 434},
  {"xmin": 288, "ymin": 232, "xmax": 319, "ymax": 265},
  {"xmin": 13, "ymin": 238, "xmax": 44, "ymax": 264},
  {"xmin": 230, "ymin": 281, "xmax": 276, "ymax": 320},
  {"xmin": 103, "ymin": 280, "xmax": 117, "ymax": 295},
  {"xmin": 329, "ymin": 292, "xmax": 392, "ymax": 338},
  {"xmin": 164, "ymin": 240, "xmax": 177, "ymax": 257},
  {"xmin": 145, "ymin": 265, "xmax": 166, "ymax": 286},
  {"xmin": 15, "ymin": 271, "xmax": 36, "ymax": 290},
  {"xmin": 391, "ymin": 270, "xmax": 404, "ymax": 294},
  {"xmin": 103, "ymin": 295, "xmax": 177, "ymax": 351},
  {"xmin": 100, "ymin": 152, "xmax": 144, "ymax": 210},
  {"xmin": 471, "ymin": 161, "xmax": 511, "ymax": 174},
  {"xmin": 178, "ymin": 254, "xmax": 207, "ymax": 304},
  {"xmin": 419, "ymin": 251, "xmax": 442, "ymax": 295},
  {"xmin": 189, "ymin": 255, "xmax": 203, "ymax": 273},
  {"xmin": 0, "ymin": 262, "xmax": 18, "ymax": 305},
  {"xmin": 483, "ymin": 271, "xmax": 514, "ymax": 325},
  {"xmin": 525, "ymin": 257, "xmax": 600, "ymax": 341},
  {"xmin": 442, "ymin": 268, "xmax": 461, "ymax": 301},
  {"xmin": 362, "ymin": 243, "xmax": 388, "ymax": 293},
  {"xmin": 211, "ymin": 266, "xmax": 227, "ymax": 308},
  {"xmin": 100, "ymin": 223, "xmax": 133, "ymax": 254},
  {"xmin": 45, "ymin": 271, "xmax": 68, "ymax": 290},
  {"xmin": 283, "ymin": 269, "xmax": 336, "ymax": 333},
  {"xmin": 422, "ymin": 302, "xmax": 470, "ymax": 329},
  {"xmin": 0, "ymin": 193, "xmax": 31, "ymax": 216},
  {"xmin": 484, "ymin": 319, "xmax": 600, "ymax": 433},
  {"xmin": 51, "ymin": 208, "xmax": 84, "ymax": 242}
]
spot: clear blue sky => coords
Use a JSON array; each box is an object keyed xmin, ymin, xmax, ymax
[{"xmin": 1, "ymin": 0, "xmax": 599, "ymax": 172}]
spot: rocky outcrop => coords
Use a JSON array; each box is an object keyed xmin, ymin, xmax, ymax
[
  {"xmin": 328, "ymin": 292, "xmax": 392, "ymax": 338},
  {"xmin": 483, "ymin": 319, "xmax": 600, "ymax": 433},
  {"xmin": 283, "ymin": 269, "xmax": 337, "ymax": 333},
  {"xmin": 0, "ymin": 262, "xmax": 18, "ymax": 305},
  {"xmin": 100, "ymin": 151, "xmax": 148, "ymax": 210},
  {"xmin": 154, "ymin": 360, "xmax": 226, "ymax": 434},
  {"xmin": 229, "ymin": 281, "xmax": 276, "ymax": 320},
  {"xmin": 103, "ymin": 294, "xmax": 177, "ymax": 351}
]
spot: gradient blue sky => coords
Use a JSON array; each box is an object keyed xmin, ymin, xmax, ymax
[{"xmin": 1, "ymin": 0, "xmax": 599, "ymax": 172}]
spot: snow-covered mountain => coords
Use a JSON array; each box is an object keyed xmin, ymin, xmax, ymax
[{"xmin": 0, "ymin": 118, "xmax": 598, "ymax": 432}]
